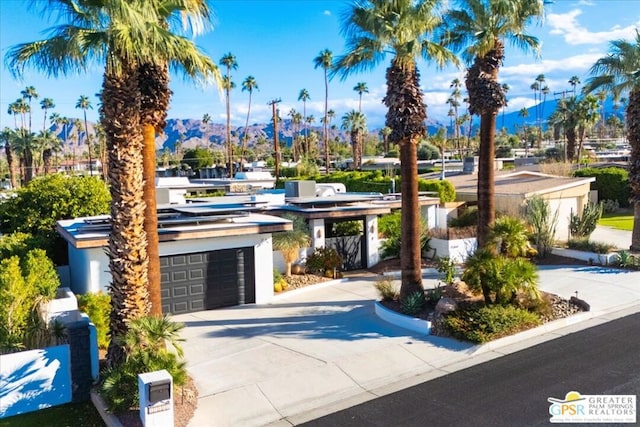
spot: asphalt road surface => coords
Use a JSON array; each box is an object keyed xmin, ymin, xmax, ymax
[{"xmin": 304, "ymin": 312, "xmax": 640, "ymax": 427}]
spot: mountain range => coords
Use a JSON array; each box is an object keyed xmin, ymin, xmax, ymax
[{"xmin": 48, "ymin": 99, "xmax": 623, "ymax": 154}]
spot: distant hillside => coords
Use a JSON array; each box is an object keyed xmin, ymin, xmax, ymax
[{"xmin": 48, "ymin": 99, "xmax": 622, "ymax": 153}]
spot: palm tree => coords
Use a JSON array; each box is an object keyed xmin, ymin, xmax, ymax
[
  {"xmin": 569, "ymin": 75, "xmax": 581, "ymax": 96},
  {"xmin": 500, "ymin": 83, "xmax": 510, "ymax": 129},
  {"xmin": 583, "ymin": 35, "xmax": 639, "ymax": 249},
  {"xmin": 220, "ymin": 52, "xmax": 238, "ymax": 177},
  {"xmin": 334, "ymin": 0, "xmax": 457, "ymax": 301},
  {"xmin": 443, "ymin": 0, "xmax": 546, "ymax": 247},
  {"xmin": 7, "ymin": 0, "xmax": 219, "ymax": 365},
  {"xmin": 519, "ymin": 107, "xmax": 529, "ymax": 155},
  {"xmin": 449, "ymin": 78, "xmax": 463, "ymax": 155},
  {"xmin": 314, "ymin": 49, "xmax": 333, "ymax": 173},
  {"xmin": 137, "ymin": 1, "xmax": 220, "ymax": 319},
  {"xmin": 40, "ymin": 98, "xmax": 55, "ymax": 132},
  {"xmin": 379, "ymin": 126, "xmax": 392, "ymax": 154},
  {"xmin": 353, "ymin": 82, "xmax": 369, "ymax": 112},
  {"xmin": 272, "ymin": 231, "xmax": 310, "ymax": 277},
  {"xmin": 0, "ymin": 128, "xmax": 18, "ymax": 188},
  {"xmin": 76, "ymin": 95, "xmax": 93, "ymax": 174},
  {"xmin": 341, "ymin": 110, "xmax": 367, "ymax": 169},
  {"xmin": 241, "ymin": 75, "xmax": 259, "ymax": 169},
  {"xmin": 20, "ymin": 86, "xmax": 38, "ymax": 133},
  {"xmin": 298, "ymin": 88, "xmax": 310, "ymax": 153}
]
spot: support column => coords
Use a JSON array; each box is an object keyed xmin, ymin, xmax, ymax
[
  {"xmin": 310, "ymin": 219, "xmax": 326, "ymax": 249},
  {"xmin": 364, "ymin": 215, "xmax": 379, "ymax": 268}
]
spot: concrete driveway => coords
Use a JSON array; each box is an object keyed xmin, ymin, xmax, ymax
[{"xmin": 172, "ymin": 266, "xmax": 640, "ymax": 427}]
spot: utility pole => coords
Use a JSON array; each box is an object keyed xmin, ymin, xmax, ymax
[{"xmin": 268, "ymin": 99, "xmax": 282, "ymax": 181}]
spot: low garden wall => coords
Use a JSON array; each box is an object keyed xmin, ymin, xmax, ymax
[
  {"xmin": 0, "ymin": 289, "xmax": 98, "ymax": 420},
  {"xmin": 429, "ymin": 237, "xmax": 477, "ymax": 263}
]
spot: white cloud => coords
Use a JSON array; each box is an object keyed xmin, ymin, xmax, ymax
[
  {"xmin": 547, "ymin": 9, "xmax": 639, "ymax": 45},
  {"xmin": 323, "ymin": 10, "xmax": 331, "ymax": 16},
  {"xmin": 502, "ymin": 53, "xmax": 602, "ymax": 77}
]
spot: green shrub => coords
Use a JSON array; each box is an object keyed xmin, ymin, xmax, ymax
[
  {"xmin": 305, "ymin": 247, "xmax": 343, "ymax": 274},
  {"xmin": 449, "ymin": 208, "xmax": 477, "ymax": 228},
  {"xmin": 573, "ymin": 167, "xmax": 630, "ymax": 208},
  {"xmin": 379, "ymin": 210, "xmax": 431, "ymax": 259},
  {"xmin": 332, "ymin": 220, "xmax": 362, "ymax": 237},
  {"xmin": 526, "ymin": 195, "xmax": 558, "ymax": 258},
  {"xmin": 436, "ymin": 256, "xmax": 456, "ymax": 285},
  {"xmin": 567, "ymin": 238, "xmax": 615, "ymax": 254},
  {"xmin": 569, "ymin": 202, "xmax": 603, "ymax": 239},
  {"xmin": 100, "ymin": 316, "xmax": 187, "ymax": 413},
  {"xmin": 401, "ymin": 291, "xmax": 425, "ymax": 316},
  {"xmin": 374, "ymin": 278, "xmax": 398, "ymax": 301},
  {"xmin": 77, "ymin": 292, "xmax": 111, "ymax": 350},
  {"xmin": 0, "ymin": 249, "xmax": 60, "ymax": 352},
  {"xmin": 0, "ymin": 174, "xmax": 110, "ymax": 264},
  {"xmin": 444, "ymin": 305, "xmax": 541, "ymax": 343},
  {"xmin": 601, "ymin": 199, "xmax": 619, "ymax": 214},
  {"xmin": 418, "ymin": 178, "xmax": 456, "ymax": 203}
]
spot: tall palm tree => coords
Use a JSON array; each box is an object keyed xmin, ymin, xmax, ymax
[
  {"xmin": 443, "ymin": 0, "xmax": 545, "ymax": 247},
  {"xmin": 220, "ymin": 52, "xmax": 238, "ymax": 177},
  {"xmin": 500, "ymin": 83, "xmax": 510, "ymax": 129},
  {"xmin": 7, "ymin": 0, "xmax": 219, "ymax": 365},
  {"xmin": 0, "ymin": 128, "xmax": 18, "ymax": 188},
  {"xmin": 334, "ymin": 0, "xmax": 457, "ymax": 300},
  {"xmin": 241, "ymin": 75, "xmax": 259, "ymax": 168},
  {"xmin": 137, "ymin": 0, "xmax": 220, "ymax": 319},
  {"xmin": 341, "ymin": 110, "xmax": 367, "ymax": 170},
  {"xmin": 20, "ymin": 86, "xmax": 38, "ymax": 133},
  {"xmin": 76, "ymin": 95, "xmax": 93, "ymax": 174},
  {"xmin": 379, "ymin": 126, "xmax": 392, "ymax": 154},
  {"xmin": 569, "ymin": 75, "xmax": 581, "ymax": 96},
  {"xmin": 449, "ymin": 78, "xmax": 463, "ymax": 154},
  {"xmin": 353, "ymin": 81, "xmax": 369, "ymax": 112},
  {"xmin": 583, "ymin": 30, "xmax": 640, "ymax": 250},
  {"xmin": 40, "ymin": 97, "xmax": 55, "ymax": 132},
  {"xmin": 519, "ymin": 107, "xmax": 529, "ymax": 155},
  {"xmin": 298, "ymin": 88, "xmax": 310, "ymax": 153},
  {"xmin": 314, "ymin": 49, "xmax": 333, "ymax": 173}
]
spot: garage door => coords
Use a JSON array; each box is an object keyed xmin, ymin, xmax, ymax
[{"xmin": 160, "ymin": 247, "xmax": 255, "ymax": 315}]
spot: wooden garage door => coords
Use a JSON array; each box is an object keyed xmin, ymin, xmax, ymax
[{"xmin": 160, "ymin": 248, "xmax": 255, "ymax": 315}]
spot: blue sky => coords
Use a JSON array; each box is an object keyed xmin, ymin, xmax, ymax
[{"xmin": 1, "ymin": 0, "xmax": 639, "ymax": 130}]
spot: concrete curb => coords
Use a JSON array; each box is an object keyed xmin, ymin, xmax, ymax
[
  {"xmin": 91, "ymin": 390, "xmax": 123, "ymax": 427},
  {"xmin": 374, "ymin": 301, "xmax": 431, "ymax": 334}
]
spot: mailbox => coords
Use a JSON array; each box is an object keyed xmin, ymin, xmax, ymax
[
  {"xmin": 148, "ymin": 379, "xmax": 171, "ymax": 404},
  {"xmin": 138, "ymin": 370, "xmax": 174, "ymax": 426}
]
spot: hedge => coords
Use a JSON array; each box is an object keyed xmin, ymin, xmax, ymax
[{"xmin": 573, "ymin": 167, "xmax": 630, "ymax": 208}]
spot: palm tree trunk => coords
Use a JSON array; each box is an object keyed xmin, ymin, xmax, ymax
[
  {"xmin": 143, "ymin": 123, "xmax": 162, "ymax": 316},
  {"xmin": 628, "ymin": 88, "xmax": 640, "ymax": 251},
  {"xmin": 477, "ymin": 111, "xmax": 497, "ymax": 247},
  {"xmin": 102, "ymin": 67, "xmax": 150, "ymax": 366},
  {"xmin": 399, "ymin": 135, "xmax": 423, "ymax": 300}
]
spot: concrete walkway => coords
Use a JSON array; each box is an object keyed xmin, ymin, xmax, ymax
[
  {"xmin": 591, "ymin": 224, "xmax": 635, "ymax": 250},
  {"xmin": 173, "ymin": 265, "xmax": 640, "ymax": 427}
]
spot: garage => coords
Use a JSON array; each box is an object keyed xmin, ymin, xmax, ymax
[{"xmin": 160, "ymin": 247, "xmax": 255, "ymax": 315}]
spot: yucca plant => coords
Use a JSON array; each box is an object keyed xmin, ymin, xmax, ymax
[
  {"xmin": 272, "ymin": 230, "xmax": 311, "ymax": 277},
  {"xmin": 401, "ymin": 291, "xmax": 425, "ymax": 316}
]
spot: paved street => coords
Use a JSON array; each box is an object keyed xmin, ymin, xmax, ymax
[
  {"xmin": 173, "ymin": 265, "xmax": 640, "ymax": 427},
  {"xmin": 304, "ymin": 311, "xmax": 640, "ymax": 427}
]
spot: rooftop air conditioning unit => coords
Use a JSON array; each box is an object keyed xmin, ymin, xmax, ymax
[{"xmin": 285, "ymin": 180, "xmax": 316, "ymax": 198}]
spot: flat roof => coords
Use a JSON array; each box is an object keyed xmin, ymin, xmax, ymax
[
  {"xmin": 446, "ymin": 171, "xmax": 595, "ymax": 197},
  {"xmin": 57, "ymin": 212, "xmax": 292, "ymax": 249}
]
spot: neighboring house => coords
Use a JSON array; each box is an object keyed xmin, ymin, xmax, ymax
[{"xmin": 446, "ymin": 171, "xmax": 595, "ymax": 241}]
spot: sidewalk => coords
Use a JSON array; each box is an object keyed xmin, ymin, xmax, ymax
[{"xmin": 174, "ymin": 265, "xmax": 640, "ymax": 427}]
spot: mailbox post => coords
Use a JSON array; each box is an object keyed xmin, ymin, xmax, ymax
[{"xmin": 138, "ymin": 370, "xmax": 174, "ymax": 426}]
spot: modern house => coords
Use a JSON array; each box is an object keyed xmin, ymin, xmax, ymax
[
  {"xmin": 57, "ymin": 181, "xmax": 441, "ymax": 315},
  {"xmin": 445, "ymin": 170, "xmax": 596, "ymax": 240}
]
